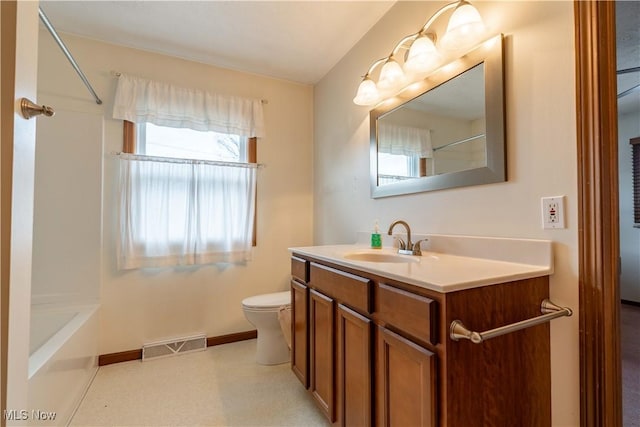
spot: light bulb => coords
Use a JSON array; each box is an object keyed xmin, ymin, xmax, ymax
[
  {"xmin": 377, "ymin": 56, "xmax": 407, "ymax": 92},
  {"xmin": 353, "ymin": 76, "xmax": 380, "ymax": 106},
  {"xmin": 404, "ymin": 34, "xmax": 441, "ymax": 74},
  {"xmin": 439, "ymin": 0, "xmax": 486, "ymax": 52}
]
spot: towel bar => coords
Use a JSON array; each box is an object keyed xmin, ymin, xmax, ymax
[{"xmin": 449, "ymin": 299, "xmax": 572, "ymax": 344}]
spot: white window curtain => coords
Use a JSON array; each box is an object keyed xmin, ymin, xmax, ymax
[
  {"xmin": 118, "ymin": 154, "xmax": 257, "ymax": 269},
  {"xmin": 378, "ymin": 123, "xmax": 433, "ymax": 158},
  {"xmin": 112, "ymin": 73, "xmax": 265, "ymax": 137}
]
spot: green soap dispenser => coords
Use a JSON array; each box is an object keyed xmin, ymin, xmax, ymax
[{"xmin": 371, "ymin": 220, "xmax": 382, "ymax": 249}]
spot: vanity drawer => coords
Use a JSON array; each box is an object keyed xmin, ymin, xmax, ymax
[
  {"xmin": 291, "ymin": 256, "xmax": 309, "ymax": 283},
  {"xmin": 376, "ymin": 283, "xmax": 438, "ymax": 345},
  {"xmin": 309, "ymin": 263, "xmax": 372, "ymax": 314}
]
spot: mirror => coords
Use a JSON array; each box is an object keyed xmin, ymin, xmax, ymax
[{"xmin": 370, "ymin": 34, "xmax": 505, "ymax": 198}]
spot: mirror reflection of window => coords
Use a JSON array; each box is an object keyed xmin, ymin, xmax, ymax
[
  {"xmin": 377, "ymin": 122, "xmax": 432, "ymax": 184},
  {"xmin": 377, "ymin": 152, "xmax": 427, "ymax": 184}
]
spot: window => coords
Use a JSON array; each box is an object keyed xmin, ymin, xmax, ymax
[
  {"xmin": 118, "ymin": 121, "xmax": 258, "ymax": 269},
  {"xmin": 113, "ymin": 74, "xmax": 264, "ymax": 270},
  {"xmin": 133, "ymin": 122, "xmax": 249, "ymax": 162},
  {"xmin": 632, "ymin": 137, "xmax": 640, "ymax": 225},
  {"xmin": 124, "ymin": 121, "xmax": 256, "ymax": 163}
]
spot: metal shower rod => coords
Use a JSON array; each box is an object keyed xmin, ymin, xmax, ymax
[{"xmin": 39, "ymin": 7, "xmax": 103, "ymax": 105}]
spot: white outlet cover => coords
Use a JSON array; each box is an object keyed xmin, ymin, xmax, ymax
[{"xmin": 541, "ymin": 196, "xmax": 566, "ymax": 229}]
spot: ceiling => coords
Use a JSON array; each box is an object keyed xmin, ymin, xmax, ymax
[
  {"xmin": 39, "ymin": 0, "xmax": 395, "ymax": 85},
  {"xmin": 39, "ymin": 1, "xmax": 638, "ymax": 113}
]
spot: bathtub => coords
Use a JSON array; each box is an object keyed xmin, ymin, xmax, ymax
[{"xmin": 27, "ymin": 304, "xmax": 99, "ymax": 426}]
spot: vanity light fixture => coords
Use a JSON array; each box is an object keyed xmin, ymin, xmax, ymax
[
  {"xmin": 404, "ymin": 32, "xmax": 440, "ymax": 75},
  {"xmin": 377, "ymin": 55, "xmax": 408, "ymax": 92},
  {"xmin": 353, "ymin": 0, "xmax": 487, "ymax": 106},
  {"xmin": 439, "ymin": 0, "xmax": 486, "ymax": 51}
]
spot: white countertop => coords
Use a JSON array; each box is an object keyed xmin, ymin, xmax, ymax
[{"xmin": 289, "ymin": 235, "xmax": 553, "ymax": 293}]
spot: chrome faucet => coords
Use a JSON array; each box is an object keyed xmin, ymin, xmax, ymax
[{"xmin": 387, "ymin": 220, "xmax": 427, "ymax": 256}]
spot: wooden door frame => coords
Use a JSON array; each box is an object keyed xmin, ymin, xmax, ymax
[
  {"xmin": 0, "ymin": 2, "xmax": 621, "ymax": 426},
  {"xmin": 574, "ymin": 1, "xmax": 622, "ymax": 426},
  {"xmin": 0, "ymin": 3, "xmax": 18, "ymax": 426}
]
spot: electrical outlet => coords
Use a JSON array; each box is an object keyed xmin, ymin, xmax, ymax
[{"xmin": 541, "ymin": 196, "xmax": 565, "ymax": 229}]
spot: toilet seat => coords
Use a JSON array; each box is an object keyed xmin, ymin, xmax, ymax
[{"xmin": 242, "ymin": 291, "xmax": 290, "ymax": 311}]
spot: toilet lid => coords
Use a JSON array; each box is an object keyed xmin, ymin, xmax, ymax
[{"xmin": 242, "ymin": 291, "xmax": 290, "ymax": 309}]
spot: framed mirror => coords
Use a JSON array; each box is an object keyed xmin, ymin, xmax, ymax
[{"xmin": 370, "ymin": 34, "xmax": 505, "ymax": 198}]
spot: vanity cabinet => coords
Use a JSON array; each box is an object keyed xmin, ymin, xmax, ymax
[
  {"xmin": 337, "ymin": 304, "xmax": 372, "ymax": 426},
  {"xmin": 309, "ymin": 262, "xmax": 373, "ymax": 423},
  {"xmin": 291, "ymin": 279, "xmax": 309, "ymax": 387},
  {"xmin": 309, "ymin": 288, "xmax": 335, "ymax": 420},
  {"xmin": 291, "ymin": 257, "xmax": 375, "ymax": 424},
  {"xmin": 290, "ymin": 253, "xmax": 551, "ymax": 427},
  {"xmin": 376, "ymin": 326, "xmax": 436, "ymax": 427},
  {"xmin": 375, "ymin": 283, "xmax": 438, "ymax": 426}
]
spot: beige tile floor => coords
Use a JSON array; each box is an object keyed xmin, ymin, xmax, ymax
[{"xmin": 71, "ymin": 339, "xmax": 329, "ymax": 427}]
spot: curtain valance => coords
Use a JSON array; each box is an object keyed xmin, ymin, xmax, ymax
[
  {"xmin": 378, "ymin": 123, "xmax": 432, "ymax": 158},
  {"xmin": 112, "ymin": 73, "xmax": 265, "ymax": 137}
]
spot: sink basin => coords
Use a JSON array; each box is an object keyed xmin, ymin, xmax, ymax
[{"xmin": 343, "ymin": 252, "xmax": 419, "ymax": 263}]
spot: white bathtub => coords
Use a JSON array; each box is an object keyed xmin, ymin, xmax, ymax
[{"xmin": 27, "ymin": 304, "xmax": 99, "ymax": 426}]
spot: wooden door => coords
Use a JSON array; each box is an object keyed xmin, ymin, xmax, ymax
[
  {"xmin": 1, "ymin": 1, "xmax": 40, "ymax": 418},
  {"xmin": 337, "ymin": 304, "xmax": 372, "ymax": 427},
  {"xmin": 310, "ymin": 289, "xmax": 335, "ymax": 422},
  {"xmin": 376, "ymin": 326, "xmax": 437, "ymax": 427}
]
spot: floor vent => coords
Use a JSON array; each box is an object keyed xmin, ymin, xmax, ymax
[{"xmin": 142, "ymin": 334, "xmax": 207, "ymax": 361}]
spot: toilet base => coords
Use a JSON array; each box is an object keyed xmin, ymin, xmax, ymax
[{"xmin": 255, "ymin": 327, "xmax": 290, "ymax": 365}]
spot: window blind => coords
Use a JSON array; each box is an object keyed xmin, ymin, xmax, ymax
[{"xmin": 632, "ymin": 137, "xmax": 640, "ymax": 225}]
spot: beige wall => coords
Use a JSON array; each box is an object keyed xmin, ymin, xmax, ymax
[
  {"xmin": 32, "ymin": 108, "xmax": 103, "ymax": 305},
  {"xmin": 36, "ymin": 32, "xmax": 314, "ymax": 355},
  {"xmin": 314, "ymin": 1, "xmax": 579, "ymax": 425}
]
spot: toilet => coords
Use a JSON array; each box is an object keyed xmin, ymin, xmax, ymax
[{"xmin": 242, "ymin": 291, "xmax": 291, "ymax": 365}]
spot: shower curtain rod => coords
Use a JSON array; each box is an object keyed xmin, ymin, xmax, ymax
[
  {"xmin": 39, "ymin": 7, "xmax": 103, "ymax": 105},
  {"xmin": 433, "ymin": 133, "xmax": 485, "ymax": 152}
]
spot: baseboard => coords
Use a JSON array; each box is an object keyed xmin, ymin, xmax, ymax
[
  {"xmin": 98, "ymin": 349, "xmax": 142, "ymax": 366},
  {"xmin": 206, "ymin": 330, "xmax": 257, "ymax": 347},
  {"xmin": 622, "ymin": 299, "xmax": 640, "ymax": 307},
  {"xmin": 98, "ymin": 330, "xmax": 257, "ymax": 366}
]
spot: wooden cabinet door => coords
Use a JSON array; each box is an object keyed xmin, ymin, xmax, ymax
[
  {"xmin": 310, "ymin": 289, "xmax": 336, "ymax": 422},
  {"xmin": 337, "ymin": 304, "xmax": 372, "ymax": 427},
  {"xmin": 291, "ymin": 280, "xmax": 309, "ymax": 387},
  {"xmin": 376, "ymin": 326, "xmax": 437, "ymax": 427}
]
